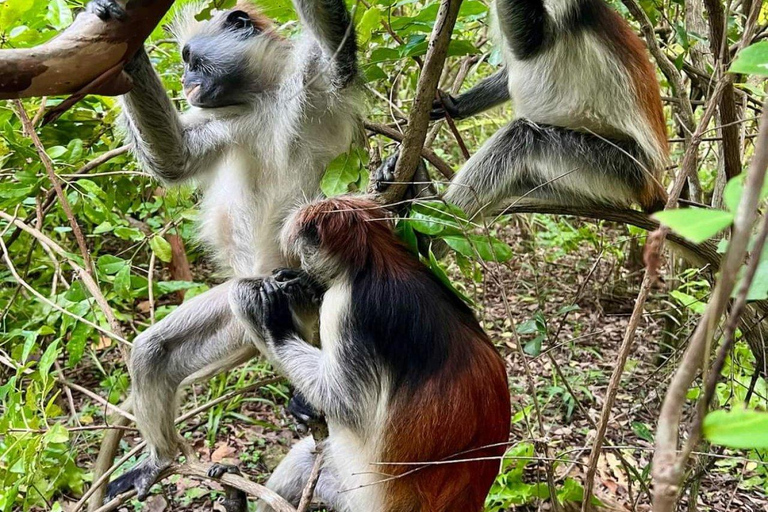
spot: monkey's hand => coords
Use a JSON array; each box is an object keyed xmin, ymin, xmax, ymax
[
  {"xmin": 87, "ymin": 0, "xmax": 127, "ymax": 21},
  {"xmin": 373, "ymin": 154, "xmax": 434, "ymax": 206},
  {"xmin": 272, "ymin": 268, "xmax": 325, "ymax": 307},
  {"xmin": 105, "ymin": 459, "xmax": 166, "ymax": 502},
  {"xmin": 430, "ymin": 91, "xmax": 461, "ymax": 120},
  {"xmin": 260, "ymin": 278, "xmax": 297, "ymax": 343},
  {"xmin": 373, "ymin": 152, "xmax": 399, "ymax": 193}
]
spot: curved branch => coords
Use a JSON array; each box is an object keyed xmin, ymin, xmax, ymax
[{"xmin": 0, "ymin": 1, "xmax": 175, "ymax": 116}]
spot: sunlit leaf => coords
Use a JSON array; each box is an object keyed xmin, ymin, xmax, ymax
[
  {"xmin": 653, "ymin": 208, "xmax": 734, "ymax": 243},
  {"xmin": 704, "ymin": 409, "xmax": 768, "ymax": 448}
]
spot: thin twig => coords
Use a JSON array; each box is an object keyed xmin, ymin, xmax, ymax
[{"xmin": 653, "ymin": 106, "xmax": 768, "ymax": 512}]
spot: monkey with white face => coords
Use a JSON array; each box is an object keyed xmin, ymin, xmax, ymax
[
  {"xmin": 377, "ymin": 0, "xmax": 669, "ymax": 216},
  {"xmin": 231, "ymin": 196, "xmax": 511, "ymax": 511},
  {"xmin": 88, "ymin": 0, "xmax": 363, "ymax": 501}
]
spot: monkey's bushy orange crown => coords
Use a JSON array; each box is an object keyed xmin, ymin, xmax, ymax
[{"xmin": 293, "ymin": 196, "xmax": 415, "ymax": 274}]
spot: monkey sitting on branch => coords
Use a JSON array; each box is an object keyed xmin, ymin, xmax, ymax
[
  {"xmin": 87, "ymin": 0, "xmax": 364, "ymax": 502},
  {"xmin": 376, "ymin": 0, "xmax": 670, "ymax": 217},
  {"xmin": 230, "ymin": 196, "xmax": 511, "ymax": 512}
]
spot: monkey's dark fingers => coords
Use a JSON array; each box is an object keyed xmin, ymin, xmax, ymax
[
  {"xmin": 87, "ymin": 0, "xmax": 127, "ymax": 21},
  {"xmin": 260, "ymin": 279, "xmax": 294, "ymax": 339},
  {"xmin": 430, "ymin": 91, "xmax": 459, "ymax": 120},
  {"xmin": 208, "ymin": 464, "xmax": 248, "ymax": 512},
  {"xmin": 207, "ymin": 463, "xmax": 242, "ymax": 479},
  {"xmin": 288, "ymin": 392, "xmax": 323, "ymax": 424},
  {"xmin": 373, "ymin": 153, "xmax": 399, "ymax": 193},
  {"xmin": 272, "ymin": 267, "xmax": 304, "ymax": 283}
]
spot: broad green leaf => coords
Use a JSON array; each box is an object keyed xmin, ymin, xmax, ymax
[
  {"xmin": 320, "ymin": 149, "xmax": 365, "ymax": 197},
  {"xmin": 442, "ymin": 234, "xmax": 513, "ymax": 262},
  {"xmin": 703, "ymin": 409, "xmax": 768, "ymax": 448},
  {"xmin": 357, "ymin": 7, "xmax": 380, "ymax": 44},
  {"xmin": 114, "ymin": 265, "xmax": 132, "ymax": 298},
  {"xmin": 730, "ymin": 41, "xmax": 768, "ymax": 76},
  {"xmin": 723, "ymin": 174, "xmax": 745, "ymax": 212},
  {"xmin": 150, "ymin": 235, "xmax": 173, "ymax": 263},
  {"xmin": 114, "ymin": 226, "xmax": 145, "ymax": 241},
  {"xmin": 43, "ymin": 423, "xmax": 69, "ymax": 444},
  {"xmin": 46, "ymin": 0, "xmax": 73, "ymax": 30},
  {"xmin": 427, "ymin": 250, "xmax": 473, "ymax": 305},
  {"xmin": 408, "ymin": 201, "xmax": 467, "ymax": 236},
  {"xmin": 653, "ymin": 208, "xmax": 733, "ymax": 243},
  {"xmin": 97, "ymin": 255, "xmax": 127, "ymax": 275}
]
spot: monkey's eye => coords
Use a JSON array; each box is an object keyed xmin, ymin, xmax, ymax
[
  {"xmin": 225, "ymin": 10, "xmax": 253, "ymax": 30},
  {"xmin": 181, "ymin": 45, "xmax": 190, "ymax": 63}
]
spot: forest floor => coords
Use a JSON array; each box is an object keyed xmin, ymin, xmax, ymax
[{"xmin": 64, "ymin": 218, "xmax": 768, "ymax": 512}]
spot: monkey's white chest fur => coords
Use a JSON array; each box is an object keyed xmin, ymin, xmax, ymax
[{"xmin": 196, "ymin": 88, "xmax": 361, "ymax": 278}]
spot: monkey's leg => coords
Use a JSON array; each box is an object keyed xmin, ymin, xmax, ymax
[
  {"xmin": 443, "ymin": 118, "xmax": 651, "ymax": 219},
  {"xmin": 256, "ymin": 437, "xmax": 347, "ymax": 512},
  {"xmin": 107, "ymin": 281, "xmax": 261, "ymax": 501}
]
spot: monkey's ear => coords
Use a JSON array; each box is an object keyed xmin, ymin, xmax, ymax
[{"xmin": 225, "ymin": 10, "xmax": 253, "ymax": 30}]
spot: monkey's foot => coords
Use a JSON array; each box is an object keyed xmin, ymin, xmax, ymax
[
  {"xmin": 208, "ymin": 464, "xmax": 247, "ymax": 512},
  {"xmin": 105, "ymin": 460, "xmax": 165, "ymax": 502},
  {"xmin": 87, "ymin": 0, "xmax": 126, "ymax": 20},
  {"xmin": 288, "ymin": 391, "xmax": 324, "ymax": 426}
]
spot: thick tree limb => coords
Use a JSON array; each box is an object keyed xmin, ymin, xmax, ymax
[{"xmin": 0, "ymin": 1, "xmax": 175, "ymax": 117}]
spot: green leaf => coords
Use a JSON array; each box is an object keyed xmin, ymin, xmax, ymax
[
  {"xmin": 38, "ymin": 340, "xmax": 60, "ymax": 377},
  {"xmin": 46, "ymin": 0, "xmax": 73, "ymax": 30},
  {"xmin": 442, "ymin": 234, "xmax": 513, "ymax": 262},
  {"xmin": 408, "ymin": 201, "xmax": 467, "ymax": 236},
  {"xmin": 427, "ymin": 250, "xmax": 473, "ymax": 306},
  {"xmin": 653, "ymin": 208, "xmax": 733, "ymax": 243},
  {"xmin": 114, "ymin": 226, "xmax": 145, "ymax": 241},
  {"xmin": 320, "ymin": 149, "xmax": 365, "ymax": 197},
  {"xmin": 150, "ymin": 235, "xmax": 173, "ymax": 263},
  {"xmin": 114, "ymin": 265, "xmax": 132, "ymax": 298},
  {"xmin": 730, "ymin": 41, "xmax": 768, "ymax": 77},
  {"xmin": 703, "ymin": 409, "xmax": 768, "ymax": 449},
  {"xmin": 97, "ymin": 255, "xmax": 127, "ymax": 275},
  {"xmin": 357, "ymin": 7, "xmax": 381, "ymax": 44}
]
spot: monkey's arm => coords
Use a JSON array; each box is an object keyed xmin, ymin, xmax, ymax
[
  {"xmin": 293, "ymin": 0, "xmax": 357, "ymax": 85},
  {"xmin": 119, "ymin": 49, "xmax": 230, "ymax": 184},
  {"xmin": 430, "ymin": 68, "xmax": 510, "ymax": 120},
  {"xmin": 106, "ymin": 281, "xmax": 259, "ymax": 501},
  {"xmin": 231, "ymin": 278, "xmax": 362, "ymax": 426}
]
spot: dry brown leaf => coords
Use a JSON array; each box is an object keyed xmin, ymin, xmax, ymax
[{"xmin": 211, "ymin": 443, "xmax": 237, "ymax": 462}]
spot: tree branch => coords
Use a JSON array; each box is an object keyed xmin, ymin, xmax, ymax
[
  {"xmin": 374, "ymin": 0, "xmax": 463, "ymax": 203},
  {"xmin": 653, "ymin": 105, "xmax": 768, "ymax": 512},
  {"xmin": 0, "ymin": 1, "xmax": 174, "ymax": 111}
]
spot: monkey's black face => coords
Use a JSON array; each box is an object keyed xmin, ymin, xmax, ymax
[{"xmin": 180, "ymin": 10, "xmax": 268, "ymax": 108}]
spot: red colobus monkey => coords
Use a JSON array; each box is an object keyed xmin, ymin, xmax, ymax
[
  {"xmin": 377, "ymin": 0, "xmax": 669, "ymax": 215},
  {"xmin": 230, "ymin": 197, "xmax": 511, "ymax": 511}
]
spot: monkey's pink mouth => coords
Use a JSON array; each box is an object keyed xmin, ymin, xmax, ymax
[{"xmin": 184, "ymin": 84, "xmax": 201, "ymax": 100}]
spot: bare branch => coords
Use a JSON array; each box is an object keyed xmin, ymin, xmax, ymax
[
  {"xmin": 653, "ymin": 105, "xmax": 768, "ymax": 512},
  {"xmin": 373, "ymin": 0, "xmax": 463, "ymax": 202}
]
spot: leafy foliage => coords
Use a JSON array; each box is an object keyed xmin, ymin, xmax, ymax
[{"xmin": 1, "ymin": 0, "xmax": 768, "ymax": 510}]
